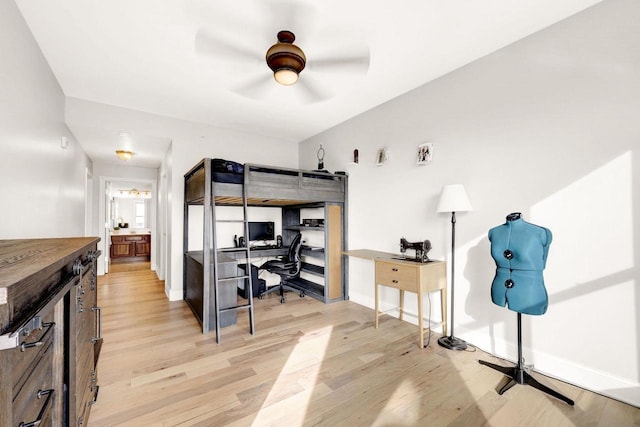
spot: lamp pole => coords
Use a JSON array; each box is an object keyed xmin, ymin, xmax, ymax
[
  {"xmin": 436, "ymin": 184, "xmax": 471, "ymax": 351},
  {"xmin": 449, "ymin": 211, "xmax": 457, "ymax": 339}
]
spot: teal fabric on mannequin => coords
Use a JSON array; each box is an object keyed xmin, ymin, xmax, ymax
[{"xmin": 488, "ymin": 213, "xmax": 552, "ymax": 315}]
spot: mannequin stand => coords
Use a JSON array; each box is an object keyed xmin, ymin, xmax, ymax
[{"xmin": 478, "ymin": 313, "xmax": 574, "ymax": 406}]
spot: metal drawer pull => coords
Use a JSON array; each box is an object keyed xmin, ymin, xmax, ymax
[
  {"xmin": 19, "ymin": 388, "xmax": 54, "ymax": 427},
  {"xmin": 392, "ymin": 268, "xmax": 398, "ymax": 272},
  {"xmin": 392, "ymin": 280, "xmax": 398, "ymax": 283},
  {"xmin": 20, "ymin": 322, "xmax": 55, "ymax": 352},
  {"xmin": 89, "ymin": 384, "xmax": 100, "ymax": 406},
  {"xmin": 92, "ymin": 306, "xmax": 102, "ymax": 343}
]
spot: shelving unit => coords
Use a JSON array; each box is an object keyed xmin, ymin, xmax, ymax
[
  {"xmin": 280, "ymin": 203, "xmax": 346, "ymax": 303},
  {"xmin": 184, "ymin": 159, "xmax": 348, "ymax": 339}
]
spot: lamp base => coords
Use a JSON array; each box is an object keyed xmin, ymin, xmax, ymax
[{"xmin": 438, "ymin": 335, "xmax": 468, "ymax": 351}]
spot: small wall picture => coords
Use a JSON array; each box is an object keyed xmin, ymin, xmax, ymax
[
  {"xmin": 376, "ymin": 148, "xmax": 389, "ymax": 166},
  {"xmin": 417, "ymin": 142, "xmax": 433, "ymax": 165}
]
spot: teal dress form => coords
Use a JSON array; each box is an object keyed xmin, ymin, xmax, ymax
[{"xmin": 488, "ymin": 213, "xmax": 552, "ymax": 315}]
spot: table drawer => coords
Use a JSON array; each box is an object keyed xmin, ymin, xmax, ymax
[{"xmin": 375, "ymin": 262, "xmax": 417, "ymax": 291}]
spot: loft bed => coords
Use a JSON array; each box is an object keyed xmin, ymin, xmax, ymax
[
  {"xmin": 185, "ymin": 160, "xmax": 347, "ymax": 206},
  {"xmin": 183, "ymin": 158, "xmax": 348, "ymax": 336}
]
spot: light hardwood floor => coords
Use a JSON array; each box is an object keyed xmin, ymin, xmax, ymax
[{"xmin": 90, "ymin": 263, "xmax": 639, "ymax": 426}]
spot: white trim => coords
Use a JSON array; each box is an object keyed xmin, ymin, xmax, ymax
[
  {"xmin": 97, "ymin": 175, "xmax": 158, "ymax": 276},
  {"xmin": 460, "ymin": 327, "xmax": 640, "ymax": 407}
]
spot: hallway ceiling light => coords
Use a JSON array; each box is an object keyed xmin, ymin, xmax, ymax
[{"xmin": 116, "ymin": 150, "xmax": 134, "ymax": 160}]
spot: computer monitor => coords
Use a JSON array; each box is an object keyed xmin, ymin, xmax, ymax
[{"xmin": 248, "ymin": 221, "xmax": 275, "ymax": 242}]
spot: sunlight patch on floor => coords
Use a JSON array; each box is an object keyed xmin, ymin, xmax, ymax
[
  {"xmin": 371, "ymin": 378, "xmax": 421, "ymax": 426},
  {"xmin": 251, "ymin": 325, "xmax": 334, "ymax": 426}
]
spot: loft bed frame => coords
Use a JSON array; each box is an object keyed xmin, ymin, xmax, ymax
[
  {"xmin": 185, "ymin": 161, "xmax": 347, "ymax": 206},
  {"xmin": 183, "ymin": 159, "xmax": 348, "ymax": 336}
]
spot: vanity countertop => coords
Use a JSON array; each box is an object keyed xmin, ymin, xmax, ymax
[{"xmin": 110, "ymin": 229, "xmax": 151, "ymax": 236}]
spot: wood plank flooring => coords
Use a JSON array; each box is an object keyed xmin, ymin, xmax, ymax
[{"xmin": 90, "ymin": 263, "xmax": 639, "ymax": 426}]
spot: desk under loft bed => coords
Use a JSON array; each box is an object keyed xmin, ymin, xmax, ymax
[{"xmin": 183, "ymin": 159, "xmax": 348, "ymax": 340}]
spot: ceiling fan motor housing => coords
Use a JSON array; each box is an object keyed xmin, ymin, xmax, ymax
[{"xmin": 266, "ymin": 30, "xmax": 306, "ymax": 77}]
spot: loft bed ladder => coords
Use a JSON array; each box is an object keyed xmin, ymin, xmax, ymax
[{"xmin": 209, "ymin": 165, "xmax": 255, "ymax": 343}]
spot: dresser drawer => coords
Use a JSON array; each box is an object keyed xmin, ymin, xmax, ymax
[
  {"xmin": 9, "ymin": 310, "xmax": 55, "ymax": 392},
  {"xmin": 375, "ymin": 262, "xmax": 417, "ymax": 291},
  {"xmin": 12, "ymin": 340, "xmax": 55, "ymax": 427}
]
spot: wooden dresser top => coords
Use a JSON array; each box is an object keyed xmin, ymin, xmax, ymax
[{"xmin": 0, "ymin": 237, "xmax": 100, "ymax": 290}]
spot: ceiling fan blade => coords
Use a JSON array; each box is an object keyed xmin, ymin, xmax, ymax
[
  {"xmin": 296, "ymin": 75, "xmax": 331, "ymax": 104},
  {"xmin": 232, "ymin": 73, "xmax": 275, "ymax": 101},
  {"xmin": 194, "ymin": 29, "xmax": 262, "ymax": 64},
  {"xmin": 309, "ymin": 53, "xmax": 371, "ymax": 74}
]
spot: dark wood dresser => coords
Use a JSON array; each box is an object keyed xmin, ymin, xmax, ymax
[{"xmin": 0, "ymin": 238, "xmax": 101, "ymax": 426}]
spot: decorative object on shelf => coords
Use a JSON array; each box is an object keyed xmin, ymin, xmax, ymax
[
  {"xmin": 317, "ymin": 144, "xmax": 325, "ymax": 170},
  {"xmin": 417, "ymin": 142, "xmax": 433, "ymax": 165},
  {"xmin": 302, "ymin": 218, "xmax": 324, "ymax": 227},
  {"xmin": 116, "ymin": 149, "xmax": 134, "ymax": 160},
  {"xmin": 399, "ymin": 237, "xmax": 432, "ymax": 263},
  {"xmin": 376, "ymin": 148, "xmax": 389, "ymax": 166},
  {"xmin": 353, "ymin": 149, "xmax": 359, "ymax": 164},
  {"xmin": 436, "ymin": 184, "xmax": 472, "ymax": 350}
]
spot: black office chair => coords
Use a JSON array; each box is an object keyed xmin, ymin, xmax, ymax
[{"xmin": 258, "ymin": 233, "xmax": 304, "ymax": 303}]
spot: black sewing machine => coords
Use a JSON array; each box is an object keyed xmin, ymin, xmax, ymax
[{"xmin": 398, "ymin": 237, "xmax": 432, "ymax": 263}]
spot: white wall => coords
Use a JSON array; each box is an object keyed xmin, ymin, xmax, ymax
[
  {"xmin": 0, "ymin": 0, "xmax": 91, "ymax": 239},
  {"xmin": 300, "ymin": 0, "xmax": 639, "ymax": 406}
]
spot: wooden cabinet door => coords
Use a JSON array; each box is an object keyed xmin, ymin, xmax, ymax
[
  {"xmin": 110, "ymin": 242, "xmax": 133, "ymax": 257},
  {"xmin": 134, "ymin": 240, "xmax": 150, "ymax": 256}
]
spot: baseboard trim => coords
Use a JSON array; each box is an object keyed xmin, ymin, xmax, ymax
[
  {"xmin": 460, "ymin": 327, "xmax": 640, "ymax": 408},
  {"xmin": 166, "ymin": 285, "xmax": 182, "ymax": 301}
]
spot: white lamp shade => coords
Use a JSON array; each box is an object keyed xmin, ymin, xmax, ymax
[{"xmin": 436, "ymin": 184, "xmax": 472, "ymax": 213}]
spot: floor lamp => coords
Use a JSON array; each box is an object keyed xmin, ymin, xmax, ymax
[{"xmin": 436, "ymin": 184, "xmax": 472, "ymax": 351}]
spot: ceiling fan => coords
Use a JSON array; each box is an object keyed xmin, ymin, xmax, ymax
[
  {"xmin": 265, "ymin": 30, "xmax": 306, "ymax": 86},
  {"xmin": 189, "ymin": 1, "xmax": 370, "ymax": 103}
]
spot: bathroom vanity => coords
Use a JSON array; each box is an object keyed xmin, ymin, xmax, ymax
[{"xmin": 109, "ymin": 231, "xmax": 151, "ymax": 263}]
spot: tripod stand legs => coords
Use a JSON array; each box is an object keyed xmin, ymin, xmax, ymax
[
  {"xmin": 478, "ymin": 360, "xmax": 574, "ymax": 405},
  {"xmin": 479, "ymin": 313, "xmax": 574, "ymax": 405}
]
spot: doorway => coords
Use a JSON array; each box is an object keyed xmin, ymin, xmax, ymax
[{"xmin": 99, "ymin": 177, "xmax": 157, "ymax": 275}]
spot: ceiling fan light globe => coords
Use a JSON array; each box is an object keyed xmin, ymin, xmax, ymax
[{"xmin": 274, "ymin": 69, "xmax": 299, "ymax": 85}]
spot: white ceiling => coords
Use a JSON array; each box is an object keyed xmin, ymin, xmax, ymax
[{"xmin": 16, "ymin": 0, "xmax": 603, "ymax": 168}]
